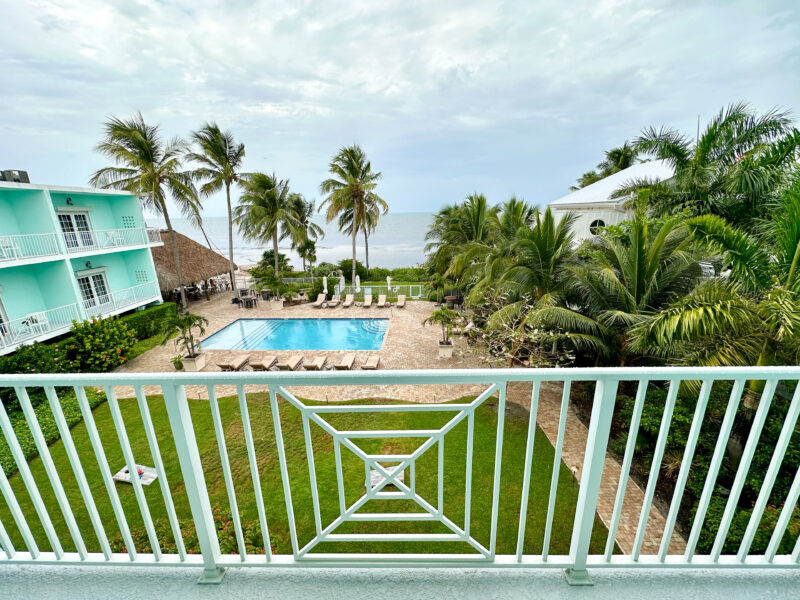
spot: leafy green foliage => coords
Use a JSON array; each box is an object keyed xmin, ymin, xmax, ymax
[
  {"xmin": 69, "ymin": 317, "xmax": 137, "ymax": 372},
  {"xmin": 160, "ymin": 312, "xmax": 208, "ymax": 358},
  {"xmin": 337, "ymin": 258, "xmax": 367, "ymax": 282},
  {"xmin": 117, "ymin": 302, "xmax": 178, "ymax": 339},
  {"xmin": 390, "ymin": 266, "xmax": 425, "ymax": 281}
]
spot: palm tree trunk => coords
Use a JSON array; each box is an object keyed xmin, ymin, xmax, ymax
[
  {"xmin": 273, "ymin": 229, "xmax": 280, "ymax": 295},
  {"xmin": 163, "ymin": 210, "xmax": 188, "ymax": 310},
  {"xmin": 226, "ymin": 181, "xmax": 237, "ymax": 292},
  {"xmin": 364, "ymin": 228, "xmax": 370, "ymax": 272},
  {"xmin": 351, "ymin": 225, "xmax": 357, "ymax": 284}
]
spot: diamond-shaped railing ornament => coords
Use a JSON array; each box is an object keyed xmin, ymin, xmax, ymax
[{"xmin": 269, "ymin": 384, "xmax": 500, "ymax": 559}]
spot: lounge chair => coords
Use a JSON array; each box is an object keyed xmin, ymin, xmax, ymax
[
  {"xmin": 342, "ymin": 294, "xmax": 354, "ymax": 308},
  {"xmin": 335, "ymin": 353, "xmax": 356, "ymax": 370},
  {"xmin": 396, "ymin": 295, "xmax": 406, "ymax": 308},
  {"xmin": 311, "ymin": 293, "xmax": 326, "ymax": 308},
  {"xmin": 363, "ymin": 294, "xmax": 373, "ymax": 308},
  {"xmin": 361, "ymin": 355, "xmax": 380, "ymax": 370},
  {"xmin": 250, "ymin": 355, "xmax": 277, "ymax": 371},
  {"xmin": 277, "ymin": 355, "xmax": 304, "ymax": 371},
  {"xmin": 305, "ymin": 356, "xmax": 327, "ymax": 371},
  {"xmin": 376, "ymin": 294, "xmax": 388, "ymax": 308},
  {"xmin": 327, "ymin": 294, "xmax": 340, "ymax": 308},
  {"xmin": 217, "ymin": 356, "xmax": 249, "ymax": 371}
]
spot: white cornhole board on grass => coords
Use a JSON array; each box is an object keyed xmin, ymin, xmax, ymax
[
  {"xmin": 370, "ymin": 468, "xmax": 405, "ymax": 490},
  {"xmin": 113, "ymin": 464, "xmax": 158, "ymax": 486}
]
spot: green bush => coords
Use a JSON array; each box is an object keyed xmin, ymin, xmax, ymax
[
  {"xmin": 0, "ymin": 340, "xmax": 78, "ymax": 375},
  {"xmin": 308, "ymin": 278, "xmax": 325, "ymax": 300},
  {"xmin": 367, "ymin": 267, "xmax": 391, "ymax": 281},
  {"xmin": 118, "ymin": 303, "xmax": 177, "ymax": 339},
  {"xmin": 390, "ymin": 266, "xmax": 425, "ymax": 281},
  {"xmin": 0, "ymin": 387, "xmax": 106, "ymax": 478},
  {"xmin": 338, "ymin": 259, "xmax": 368, "ymax": 282},
  {"xmin": 69, "ymin": 317, "xmax": 136, "ymax": 372}
]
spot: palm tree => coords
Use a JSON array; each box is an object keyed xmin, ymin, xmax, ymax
[
  {"xmin": 629, "ymin": 102, "xmax": 799, "ymax": 222},
  {"xmin": 289, "ymin": 195, "xmax": 324, "ymax": 274},
  {"xmin": 319, "ymin": 145, "xmax": 387, "ymax": 284},
  {"xmin": 234, "ymin": 173, "xmax": 303, "ymax": 278},
  {"xmin": 337, "ymin": 203, "xmax": 379, "ymax": 272},
  {"xmin": 570, "ymin": 141, "xmax": 639, "ymax": 190},
  {"xmin": 186, "ymin": 123, "xmax": 246, "ymax": 291},
  {"xmin": 90, "ymin": 112, "xmax": 201, "ymax": 310},
  {"xmin": 297, "ymin": 238, "xmax": 317, "ymax": 279}
]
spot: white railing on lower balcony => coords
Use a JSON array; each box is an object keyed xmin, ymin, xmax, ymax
[
  {"xmin": 83, "ymin": 281, "xmax": 160, "ymax": 318},
  {"xmin": 1, "ymin": 367, "xmax": 799, "ymax": 585},
  {"xmin": 0, "ymin": 233, "xmax": 61, "ymax": 262},
  {"xmin": 337, "ymin": 284, "xmax": 426, "ymax": 299},
  {"xmin": 64, "ymin": 228, "xmax": 156, "ymax": 254},
  {"xmin": 0, "ymin": 303, "xmax": 79, "ymax": 350},
  {"xmin": 146, "ymin": 228, "xmax": 162, "ymax": 244}
]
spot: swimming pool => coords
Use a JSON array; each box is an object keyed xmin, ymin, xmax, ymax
[{"xmin": 200, "ymin": 318, "xmax": 389, "ymax": 351}]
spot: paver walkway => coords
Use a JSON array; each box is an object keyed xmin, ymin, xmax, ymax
[{"xmin": 507, "ymin": 380, "xmax": 686, "ymax": 555}]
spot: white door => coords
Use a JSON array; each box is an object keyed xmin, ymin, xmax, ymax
[
  {"xmin": 58, "ymin": 212, "xmax": 94, "ymax": 249},
  {"xmin": 77, "ymin": 272, "xmax": 111, "ymax": 311}
]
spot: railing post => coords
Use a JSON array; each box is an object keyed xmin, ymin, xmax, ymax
[
  {"xmin": 565, "ymin": 377, "xmax": 618, "ymax": 586},
  {"xmin": 163, "ymin": 384, "xmax": 224, "ymax": 583}
]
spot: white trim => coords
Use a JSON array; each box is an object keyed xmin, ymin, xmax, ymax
[
  {"xmin": 74, "ymin": 266, "xmax": 108, "ymax": 277},
  {"xmin": 0, "ymin": 181, "xmax": 137, "ymax": 197},
  {"xmin": 54, "ymin": 206, "xmax": 92, "ymax": 213}
]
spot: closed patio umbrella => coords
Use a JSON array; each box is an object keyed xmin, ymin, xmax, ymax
[
  {"xmin": 355, "ymin": 274, "xmax": 361, "ymax": 293},
  {"xmin": 323, "ymin": 276, "xmax": 328, "ymax": 294},
  {"xmin": 386, "ymin": 276, "xmax": 391, "ymax": 291},
  {"xmin": 339, "ymin": 275, "xmax": 346, "ymax": 295}
]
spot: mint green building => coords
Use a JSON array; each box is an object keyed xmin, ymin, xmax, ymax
[{"xmin": 0, "ymin": 180, "xmax": 163, "ymax": 355}]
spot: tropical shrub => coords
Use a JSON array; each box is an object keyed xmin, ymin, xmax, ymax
[
  {"xmin": 117, "ymin": 302, "xmax": 178, "ymax": 339},
  {"xmin": 160, "ymin": 312, "xmax": 209, "ymax": 358},
  {"xmin": 337, "ymin": 259, "xmax": 367, "ymax": 282},
  {"xmin": 390, "ymin": 266, "xmax": 426, "ymax": 281},
  {"xmin": 0, "ymin": 340, "xmax": 78, "ymax": 375},
  {"xmin": 69, "ymin": 317, "xmax": 137, "ymax": 372},
  {"xmin": 367, "ymin": 267, "xmax": 391, "ymax": 281}
]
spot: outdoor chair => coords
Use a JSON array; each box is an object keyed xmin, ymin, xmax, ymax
[
  {"xmin": 362, "ymin": 294, "xmax": 373, "ymax": 308},
  {"xmin": 305, "ymin": 356, "xmax": 327, "ymax": 371},
  {"xmin": 249, "ymin": 356, "xmax": 278, "ymax": 371},
  {"xmin": 277, "ymin": 354, "xmax": 304, "ymax": 370},
  {"xmin": 342, "ymin": 294, "xmax": 354, "ymax": 308},
  {"xmin": 335, "ymin": 353, "xmax": 356, "ymax": 370},
  {"xmin": 327, "ymin": 295, "xmax": 341, "ymax": 308},
  {"xmin": 216, "ymin": 356, "xmax": 249, "ymax": 371},
  {"xmin": 396, "ymin": 295, "xmax": 406, "ymax": 308},
  {"xmin": 361, "ymin": 355, "xmax": 380, "ymax": 370},
  {"xmin": 311, "ymin": 293, "xmax": 326, "ymax": 308},
  {"xmin": 376, "ymin": 294, "xmax": 388, "ymax": 308}
]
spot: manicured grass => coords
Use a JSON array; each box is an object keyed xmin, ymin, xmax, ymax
[{"xmin": 0, "ymin": 394, "xmax": 609, "ymax": 556}]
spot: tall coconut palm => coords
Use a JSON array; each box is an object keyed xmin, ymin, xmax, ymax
[
  {"xmin": 319, "ymin": 145, "xmax": 387, "ymax": 284},
  {"xmin": 297, "ymin": 238, "xmax": 317, "ymax": 279},
  {"xmin": 630, "ymin": 102, "xmax": 799, "ymax": 222},
  {"xmin": 288, "ymin": 195, "xmax": 324, "ymax": 274},
  {"xmin": 90, "ymin": 112, "xmax": 201, "ymax": 310},
  {"xmin": 234, "ymin": 173, "xmax": 303, "ymax": 278},
  {"xmin": 570, "ymin": 141, "xmax": 639, "ymax": 190},
  {"xmin": 337, "ymin": 203, "xmax": 379, "ymax": 272},
  {"xmin": 186, "ymin": 123, "xmax": 246, "ymax": 291}
]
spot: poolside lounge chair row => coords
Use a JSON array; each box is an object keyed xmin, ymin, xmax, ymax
[
  {"xmin": 311, "ymin": 294, "xmax": 406, "ymax": 309},
  {"xmin": 216, "ymin": 353, "xmax": 380, "ymax": 372}
]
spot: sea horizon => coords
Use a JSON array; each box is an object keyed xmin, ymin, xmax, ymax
[{"xmin": 145, "ymin": 212, "xmax": 434, "ymax": 270}]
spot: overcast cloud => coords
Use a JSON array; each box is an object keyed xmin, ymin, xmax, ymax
[{"xmin": 1, "ymin": 0, "xmax": 799, "ymax": 217}]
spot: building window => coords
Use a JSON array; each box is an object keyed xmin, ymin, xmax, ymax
[
  {"xmin": 121, "ymin": 216, "xmax": 136, "ymax": 228},
  {"xmin": 589, "ymin": 219, "xmax": 606, "ymax": 235},
  {"xmin": 58, "ymin": 212, "xmax": 94, "ymax": 249},
  {"xmin": 77, "ymin": 272, "xmax": 111, "ymax": 308},
  {"xmin": 134, "ymin": 270, "xmax": 148, "ymax": 283}
]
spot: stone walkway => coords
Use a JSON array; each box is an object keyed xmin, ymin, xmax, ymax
[{"xmin": 116, "ymin": 292, "xmax": 685, "ymax": 555}]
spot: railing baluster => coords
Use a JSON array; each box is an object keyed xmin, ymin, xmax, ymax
[
  {"xmin": 659, "ymin": 380, "xmax": 712, "ymax": 561},
  {"xmin": 74, "ymin": 386, "xmax": 137, "ymax": 559},
  {"xmin": 302, "ymin": 413, "xmax": 323, "ymax": 537},
  {"xmin": 0, "ymin": 393, "xmax": 63, "ymax": 558},
  {"xmin": 0, "ymin": 467, "xmax": 37, "ymax": 557},
  {"xmin": 488, "ymin": 382, "xmax": 507, "ymax": 557},
  {"xmin": 516, "ymin": 381, "xmax": 540, "ymax": 561},
  {"xmin": 236, "ymin": 384, "xmax": 272, "ymax": 562},
  {"xmin": 738, "ymin": 382, "xmax": 800, "ymax": 560},
  {"xmin": 464, "ymin": 410, "xmax": 475, "ymax": 538},
  {"xmin": 566, "ymin": 378, "xmax": 618, "ymax": 586},
  {"xmin": 766, "ymin": 463, "xmax": 800, "ymax": 561},
  {"xmin": 437, "ymin": 436, "xmax": 444, "ymax": 518},
  {"xmin": 0, "ymin": 512, "xmax": 14, "ymax": 558},
  {"xmin": 711, "ymin": 379, "xmax": 778, "ymax": 561},
  {"xmin": 269, "ymin": 386, "xmax": 300, "ymax": 557},
  {"xmin": 163, "ymin": 384, "xmax": 224, "ymax": 583},
  {"xmin": 134, "ymin": 385, "xmax": 186, "ymax": 561},
  {"xmin": 632, "ymin": 379, "xmax": 679, "ymax": 560},
  {"xmin": 334, "ymin": 439, "xmax": 346, "ymax": 517},
  {"xmin": 207, "ymin": 385, "xmax": 246, "ymax": 561},
  {"xmin": 44, "ymin": 386, "xmax": 111, "ymax": 559},
  {"xmin": 105, "ymin": 386, "xmax": 161, "ymax": 561},
  {"xmin": 15, "ymin": 386, "xmax": 87, "ymax": 559},
  {"xmin": 684, "ymin": 379, "xmax": 745, "ymax": 560},
  {"xmin": 544, "ymin": 381, "xmax": 571, "ymax": 561}
]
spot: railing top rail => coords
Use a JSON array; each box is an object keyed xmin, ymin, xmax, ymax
[{"xmin": 2, "ymin": 365, "xmax": 800, "ymax": 386}]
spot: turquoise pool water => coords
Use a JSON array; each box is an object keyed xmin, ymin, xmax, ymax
[{"xmin": 201, "ymin": 318, "xmax": 389, "ymax": 351}]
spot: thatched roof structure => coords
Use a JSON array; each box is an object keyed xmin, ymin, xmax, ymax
[{"xmin": 151, "ymin": 230, "xmax": 234, "ymax": 291}]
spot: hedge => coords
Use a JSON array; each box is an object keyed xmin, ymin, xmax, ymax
[{"xmin": 0, "ymin": 387, "xmax": 106, "ymax": 478}]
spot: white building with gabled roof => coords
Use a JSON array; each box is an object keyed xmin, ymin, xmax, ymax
[{"xmin": 548, "ymin": 159, "xmax": 674, "ymax": 242}]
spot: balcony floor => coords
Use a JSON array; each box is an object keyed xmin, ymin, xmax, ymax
[{"xmin": 1, "ymin": 566, "xmax": 798, "ymax": 599}]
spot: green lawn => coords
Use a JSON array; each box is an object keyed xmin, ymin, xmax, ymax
[{"xmin": 0, "ymin": 394, "xmax": 610, "ymax": 556}]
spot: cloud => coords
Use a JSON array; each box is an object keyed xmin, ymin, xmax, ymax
[{"xmin": 0, "ymin": 0, "xmax": 798, "ymax": 218}]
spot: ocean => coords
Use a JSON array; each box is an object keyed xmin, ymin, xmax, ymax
[{"xmin": 145, "ymin": 212, "xmax": 433, "ymax": 269}]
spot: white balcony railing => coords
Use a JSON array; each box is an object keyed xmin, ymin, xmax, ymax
[
  {"xmin": 64, "ymin": 227, "xmax": 160, "ymax": 254},
  {"xmin": 83, "ymin": 281, "xmax": 160, "ymax": 318},
  {"xmin": 1, "ymin": 367, "xmax": 799, "ymax": 585},
  {"xmin": 0, "ymin": 303, "xmax": 79, "ymax": 350},
  {"xmin": 0, "ymin": 233, "xmax": 61, "ymax": 262}
]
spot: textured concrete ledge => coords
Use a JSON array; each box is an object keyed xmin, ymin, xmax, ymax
[{"xmin": 1, "ymin": 565, "xmax": 799, "ymax": 600}]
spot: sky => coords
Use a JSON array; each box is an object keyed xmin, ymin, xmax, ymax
[{"xmin": 1, "ymin": 0, "xmax": 799, "ymax": 218}]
